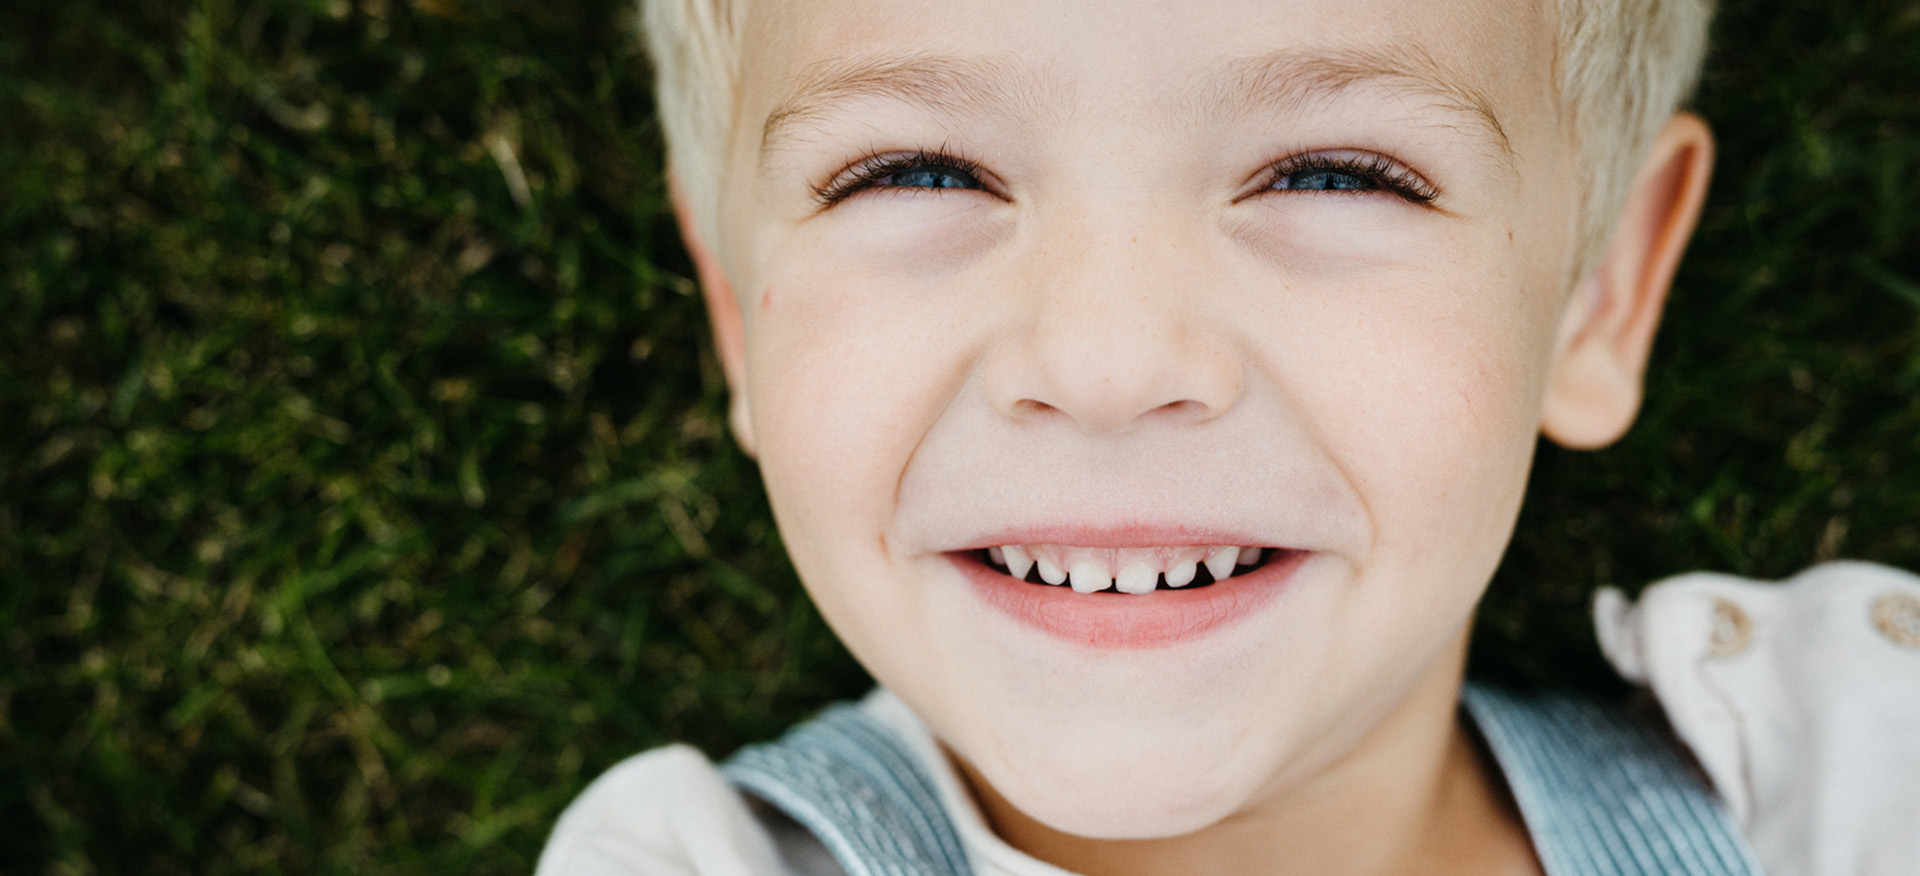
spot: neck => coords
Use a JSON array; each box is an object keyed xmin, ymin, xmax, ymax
[{"xmin": 955, "ymin": 632, "xmax": 1541, "ymax": 876}]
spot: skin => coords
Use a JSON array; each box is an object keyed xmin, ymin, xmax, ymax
[{"xmin": 674, "ymin": 0, "xmax": 1715, "ymax": 873}]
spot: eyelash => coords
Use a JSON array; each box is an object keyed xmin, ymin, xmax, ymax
[
  {"xmin": 812, "ymin": 149, "xmax": 993, "ymax": 206},
  {"xmin": 1258, "ymin": 151, "xmax": 1441, "ymax": 205},
  {"xmin": 811, "ymin": 148, "xmax": 1440, "ymax": 206}
]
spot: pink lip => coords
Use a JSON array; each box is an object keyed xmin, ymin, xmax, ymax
[
  {"xmin": 952, "ymin": 523, "xmax": 1276, "ymax": 551},
  {"xmin": 953, "ymin": 549, "xmax": 1307, "ymax": 649}
]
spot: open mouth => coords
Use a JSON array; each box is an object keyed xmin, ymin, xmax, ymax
[
  {"xmin": 972, "ymin": 544, "xmax": 1280, "ymax": 594},
  {"xmin": 953, "ymin": 540, "xmax": 1308, "ymax": 648}
]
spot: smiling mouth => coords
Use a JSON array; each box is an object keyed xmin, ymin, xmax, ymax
[{"xmin": 972, "ymin": 543, "xmax": 1281, "ymax": 594}]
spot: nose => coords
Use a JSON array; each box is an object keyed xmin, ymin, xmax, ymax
[{"xmin": 983, "ymin": 218, "xmax": 1244, "ymax": 434}]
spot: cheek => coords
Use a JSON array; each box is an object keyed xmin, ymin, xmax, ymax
[
  {"xmin": 746, "ymin": 215, "xmax": 1005, "ymax": 499},
  {"xmin": 750, "ymin": 298, "xmax": 911, "ymax": 546},
  {"xmin": 1280, "ymin": 256, "xmax": 1556, "ymax": 589},
  {"xmin": 743, "ymin": 252, "xmax": 986, "ymax": 639}
]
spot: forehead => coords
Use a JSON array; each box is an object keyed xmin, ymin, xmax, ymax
[{"xmin": 737, "ymin": 0, "xmax": 1557, "ymax": 155}]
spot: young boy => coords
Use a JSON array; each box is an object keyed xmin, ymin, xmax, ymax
[{"xmin": 538, "ymin": 1, "xmax": 1920, "ymax": 874}]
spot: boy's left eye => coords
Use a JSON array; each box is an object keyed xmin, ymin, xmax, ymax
[
  {"xmin": 1273, "ymin": 168, "xmax": 1376, "ymax": 192},
  {"xmin": 1259, "ymin": 151, "xmax": 1440, "ymax": 205}
]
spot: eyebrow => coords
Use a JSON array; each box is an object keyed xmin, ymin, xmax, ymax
[
  {"xmin": 1219, "ymin": 46, "xmax": 1514, "ymax": 164},
  {"xmin": 759, "ymin": 46, "xmax": 1514, "ymax": 165},
  {"xmin": 760, "ymin": 54, "xmax": 1057, "ymax": 155}
]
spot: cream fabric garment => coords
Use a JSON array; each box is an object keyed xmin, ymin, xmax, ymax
[
  {"xmin": 539, "ymin": 562, "xmax": 1920, "ymax": 876},
  {"xmin": 1595, "ymin": 561, "xmax": 1920, "ymax": 876},
  {"xmin": 534, "ymin": 744, "xmax": 791, "ymax": 876},
  {"xmin": 535, "ymin": 691, "xmax": 1067, "ymax": 876}
]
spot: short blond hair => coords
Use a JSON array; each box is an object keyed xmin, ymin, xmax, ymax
[
  {"xmin": 642, "ymin": 0, "xmax": 1713, "ymax": 283},
  {"xmin": 1554, "ymin": 0, "xmax": 1715, "ymax": 279}
]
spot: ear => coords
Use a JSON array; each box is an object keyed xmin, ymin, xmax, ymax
[
  {"xmin": 668, "ymin": 176, "xmax": 757, "ymax": 457},
  {"xmin": 1541, "ymin": 113, "xmax": 1715, "ymax": 450}
]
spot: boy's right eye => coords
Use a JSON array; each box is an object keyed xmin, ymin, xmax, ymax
[
  {"xmin": 814, "ymin": 151, "xmax": 991, "ymax": 206},
  {"xmin": 881, "ymin": 164, "xmax": 983, "ymax": 191}
]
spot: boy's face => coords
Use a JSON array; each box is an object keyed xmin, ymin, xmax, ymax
[{"xmin": 711, "ymin": 0, "xmax": 1588, "ymax": 837}]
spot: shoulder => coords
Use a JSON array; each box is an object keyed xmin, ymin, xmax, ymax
[
  {"xmin": 536, "ymin": 744, "xmax": 788, "ymax": 876},
  {"xmin": 1595, "ymin": 561, "xmax": 1920, "ymax": 876}
]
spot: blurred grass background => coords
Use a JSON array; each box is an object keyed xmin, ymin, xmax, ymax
[{"xmin": 0, "ymin": 0, "xmax": 1915, "ymax": 873}]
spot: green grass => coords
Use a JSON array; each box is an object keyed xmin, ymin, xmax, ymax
[{"xmin": 1, "ymin": 1, "xmax": 1916, "ymax": 873}]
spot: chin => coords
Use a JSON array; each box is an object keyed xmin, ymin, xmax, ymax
[
  {"xmin": 990, "ymin": 751, "xmax": 1247, "ymax": 839},
  {"xmin": 956, "ymin": 706, "xmax": 1270, "ymax": 840}
]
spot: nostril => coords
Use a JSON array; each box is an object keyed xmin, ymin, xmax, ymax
[{"xmin": 1006, "ymin": 396, "xmax": 1213, "ymax": 431}]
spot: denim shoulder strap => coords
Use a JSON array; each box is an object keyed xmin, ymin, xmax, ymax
[
  {"xmin": 1463, "ymin": 684, "xmax": 1763, "ymax": 876},
  {"xmin": 722, "ymin": 703, "xmax": 973, "ymax": 876}
]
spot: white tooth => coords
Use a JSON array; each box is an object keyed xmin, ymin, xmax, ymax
[
  {"xmin": 988, "ymin": 545, "xmax": 1006, "ymax": 567},
  {"xmin": 1116, "ymin": 561, "xmax": 1158, "ymax": 594},
  {"xmin": 1036, "ymin": 555, "xmax": 1067, "ymax": 585},
  {"xmin": 1002, "ymin": 545, "xmax": 1035, "ymax": 581},
  {"xmin": 1069, "ymin": 559, "xmax": 1111, "ymax": 594},
  {"xmin": 1237, "ymin": 546, "xmax": 1262, "ymax": 566},
  {"xmin": 1165, "ymin": 558, "xmax": 1198, "ymax": 588},
  {"xmin": 1205, "ymin": 546, "xmax": 1238, "ymax": 581}
]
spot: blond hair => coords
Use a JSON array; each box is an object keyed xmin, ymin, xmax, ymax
[
  {"xmin": 1554, "ymin": 0, "xmax": 1715, "ymax": 279},
  {"xmin": 642, "ymin": 0, "xmax": 1713, "ymax": 283}
]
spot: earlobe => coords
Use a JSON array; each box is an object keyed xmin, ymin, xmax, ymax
[
  {"xmin": 1541, "ymin": 113, "xmax": 1715, "ymax": 450},
  {"xmin": 669, "ymin": 175, "xmax": 757, "ymax": 458}
]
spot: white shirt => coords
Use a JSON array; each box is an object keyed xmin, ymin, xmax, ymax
[
  {"xmin": 538, "ymin": 562, "xmax": 1920, "ymax": 876},
  {"xmin": 1594, "ymin": 562, "xmax": 1920, "ymax": 875}
]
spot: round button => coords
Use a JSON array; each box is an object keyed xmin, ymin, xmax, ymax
[
  {"xmin": 1871, "ymin": 591, "xmax": 1920, "ymax": 649},
  {"xmin": 1710, "ymin": 599, "xmax": 1751, "ymax": 657}
]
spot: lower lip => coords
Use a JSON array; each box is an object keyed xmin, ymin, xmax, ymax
[{"xmin": 954, "ymin": 551, "xmax": 1308, "ymax": 649}]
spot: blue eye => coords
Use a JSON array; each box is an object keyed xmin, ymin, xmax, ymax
[
  {"xmin": 1273, "ymin": 168, "xmax": 1377, "ymax": 192},
  {"xmin": 1259, "ymin": 153, "xmax": 1440, "ymax": 204},
  {"xmin": 815, "ymin": 151, "xmax": 994, "ymax": 206},
  {"xmin": 880, "ymin": 164, "xmax": 983, "ymax": 190}
]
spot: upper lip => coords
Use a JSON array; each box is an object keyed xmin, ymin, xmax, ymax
[{"xmin": 945, "ymin": 521, "xmax": 1292, "ymax": 552}]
